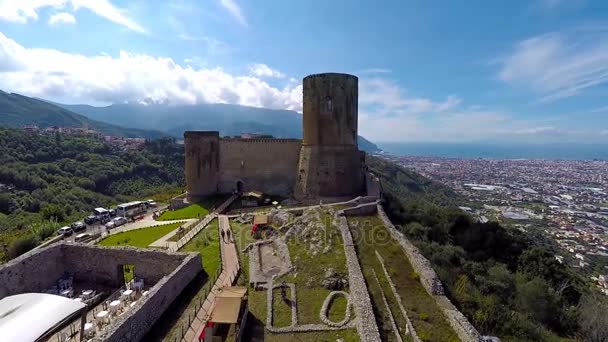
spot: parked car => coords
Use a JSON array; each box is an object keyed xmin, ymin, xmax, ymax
[
  {"xmin": 84, "ymin": 215, "xmax": 97, "ymax": 225},
  {"xmin": 71, "ymin": 221, "xmax": 86, "ymax": 232},
  {"xmin": 74, "ymin": 233, "xmax": 91, "ymax": 242},
  {"xmin": 57, "ymin": 226, "xmax": 73, "ymax": 236},
  {"xmin": 112, "ymin": 216, "xmax": 127, "ymax": 227},
  {"xmin": 105, "ymin": 221, "xmax": 115, "ymax": 230},
  {"xmin": 108, "ymin": 209, "xmax": 117, "ymax": 217}
]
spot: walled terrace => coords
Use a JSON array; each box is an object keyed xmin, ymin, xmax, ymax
[{"xmin": 0, "ymin": 242, "xmax": 201, "ymax": 342}]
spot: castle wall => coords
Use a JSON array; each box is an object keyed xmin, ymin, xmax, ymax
[
  {"xmin": 218, "ymin": 138, "xmax": 301, "ymax": 196},
  {"xmin": 184, "ymin": 131, "xmax": 220, "ymax": 202}
]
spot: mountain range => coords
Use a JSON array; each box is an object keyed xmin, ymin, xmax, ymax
[
  {"xmin": 0, "ymin": 91, "xmax": 168, "ymax": 139},
  {"xmin": 0, "ymin": 90, "xmax": 381, "ymax": 152}
]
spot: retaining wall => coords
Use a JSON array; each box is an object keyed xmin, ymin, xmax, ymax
[{"xmin": 335, "ymin": 214, "xmax": 381, "ymax": 342}]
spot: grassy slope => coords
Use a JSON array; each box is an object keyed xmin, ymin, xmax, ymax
[
  {"xmin": 231, "ymin": 220, "xmax": 359, "ymax": 342},
  {"xmin": 158, "ymin": 204, "xmax": 210, "ymax": 221},
  {"xmin": 97, "ymin": 222, "xmax": 183, "ymax": 247},
  {"xmin": 348, "ymin": 214, "xmax": 459, "ymax": 342},
  {"xmin": 179, "ymin": 219, "xmax": 221, "ymax": 276}
]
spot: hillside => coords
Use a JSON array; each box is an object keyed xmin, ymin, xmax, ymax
[
  {"xmin": 0, "ymin": 91, "xmax": 168, "ymax": 139},
  {"xmin": 0, "ymin": 127, "xmax": 184, "ymax": 262},
  {"xmin": 367, "ymin": 155, "xmax": 607, "ymax": 341},
  {"xmin": 59, "ymin": 102, "xmax": 382, "ymax": 153}
]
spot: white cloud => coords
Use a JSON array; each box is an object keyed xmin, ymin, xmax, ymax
[
  {"xmin": 0, "ymin": 32, "xmax": 301, "ymax": 110},
  {"xmin": 360, "ymin": 77, "xmax": 461, "ymax": 113},
  {"xmin": 249, "ymin": 63, "xmax": 285, "ymax": 78},
  {"xmin": 497, "ymin": 28, "xmax": 608, "ymax": 102},
  {"xmin": 0, "ymin": 0, "xmax": 145, "ymax": 33},
  {"xmin": 219, "ymin": 0, "xmax": 247, "ymax": 27},
  {"xmin": 513, "ymin": 126, "xmax": 560, "ymax": 135},
  {"xmin": 48, "ymin": 12, "xmax": 75, "ymax": 25}
]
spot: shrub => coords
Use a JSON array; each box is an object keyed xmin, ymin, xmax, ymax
[
  {"xmin": 8, "ymin": 235, "xmax": 39, "ymax": 259},
  {"xmin": 419, "ymin": 312, "xmax": 429, "ymax": 321},
  {"xmin": 418, "ymin": 330, "xmax": 431, "ymax": 342},
  {"xmin": 412, "ymin": 272, "xmax": 420, "ymax": 281}
]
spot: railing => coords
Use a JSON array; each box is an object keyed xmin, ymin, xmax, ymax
[
  {"xmin": 168, "ymin": 214, "xmax": 217, "ymax": 252},
  {"xmin": 169, "ymin": 256, "xmax": 223, "ymax": 342}
]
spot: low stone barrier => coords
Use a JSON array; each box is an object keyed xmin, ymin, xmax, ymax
[
  {"xmin": 335, "ymin": 214, "xmax": 382, "ymax": 342},
  {"xmin": 341, "ymin": 201, "xmax": 380, "ymax": 217},
  {"xmin": 319, "ymin": 291, "xmax": 353, "ymax": 327},
  {"xmin": 371, "ymin": 269, "xmax": 404, "ymax": 342}
]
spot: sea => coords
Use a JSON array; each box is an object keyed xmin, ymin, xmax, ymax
[{"xmin": 377, "ymin": 142, "xmax": 608, "ymax": 160}]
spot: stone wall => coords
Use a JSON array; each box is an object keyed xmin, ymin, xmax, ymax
[
  {"xmin": 335, "ymin": 214, "xmax": 381, "ymax": 342},
  {"xmin": 341, "ymin": 201, "xmax": 380, "ymax": 217},
  {"xmin": 62, "ymin": 244, "xmax": 191, "ymax": 288},
  {"xmin": 376, "ymin": 205, "xmax": 482, "ymax": 342},
  {"xmin": 0, "ymin": 243, "xmax": 65, "ymax": 298},
  {"xmin": 97, "ymin": 252, "xmax": 201, "ymax": 342},
  {"xmin": 218, "ymin": 138, "xmax": 301, "ymax": 196}
]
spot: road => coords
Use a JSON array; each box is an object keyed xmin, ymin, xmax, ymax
[{"xmin": 63, "ymin": 205, "xmax": 169, "ymax": 242}]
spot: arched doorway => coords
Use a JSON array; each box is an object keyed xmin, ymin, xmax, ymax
[{"xmin": 236, "ymin": 180, "xmax": 244, "ymax": 193}]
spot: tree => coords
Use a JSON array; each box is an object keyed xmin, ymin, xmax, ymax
[
  {"xmin": 516, "ymin": 277, "xmax": 559, "ymax": 327},
  {"xmin": 7, "ymin": 235, "xmax": 39, "ymax": 259},
  {"xmin": 578, "ymin": 294, "xmax": 608, "ymax": 342}
]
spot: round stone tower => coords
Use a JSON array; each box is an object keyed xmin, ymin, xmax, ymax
[
  {"xmin": 184, "ymin": 131, "xmax": 220, "ymax": 202},
  {"xmin": 295, "ymin": 73, "xmax": 364, "ymax": 200}
]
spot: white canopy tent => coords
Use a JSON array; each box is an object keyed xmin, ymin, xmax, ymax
[{"xmin": 0, "ymin": 293, "xmax": 87, "ymax": 342}]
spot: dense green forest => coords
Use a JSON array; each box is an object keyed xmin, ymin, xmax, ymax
[
  {"xmin": 367, "ymin": 156, "xmax": 607, "ymax": 342},
  {"xmin": 0, "ymin": 127, "xmax": 184, "ymax": 262}
]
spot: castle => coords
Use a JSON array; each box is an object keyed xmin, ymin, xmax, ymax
[{"xmin": 184, "ymin": 73, "xmax": 369, "ymax": 202}]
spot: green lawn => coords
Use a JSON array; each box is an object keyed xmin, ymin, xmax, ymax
[
  {"xmin": 273, "ymin": 287, "xmax": 293, "ymax": 327},
  {"xmin": 97, "ymin": 222, "xmax": 184, "ymax": 248},
  {"xmin": 231, "ymin": 215, "xmax": 360, "ymax": 342},
  {"xmin": 328, "ymin": 294, "xmax": 349, "ymax": 323},
  {"xmin": 348, "ymin": 215, "xmax": 459, "ymax": 342},
  {"xmin": 157, "ymin": 203, "xmax": 210, "ymax": 221}
]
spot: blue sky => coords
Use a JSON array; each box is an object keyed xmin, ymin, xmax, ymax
[{"xmin": 1, "ymin": 0, "xmax": 608, "ymax": 143}]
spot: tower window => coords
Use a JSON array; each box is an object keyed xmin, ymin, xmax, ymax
[{"xmin": 323, "ymin": 96, "xmax": 333, "ymax": 114}]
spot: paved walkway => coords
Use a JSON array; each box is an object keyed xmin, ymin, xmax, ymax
[
  {"xmin": 148, "ymin": 224, "xmax": 188, "ymax": 249},
  {"xmin": 186, "ymin": 215, "xmax": 240, "ymax": 342}
]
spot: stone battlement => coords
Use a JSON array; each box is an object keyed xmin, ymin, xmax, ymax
[{"xmin": 220, "ymin": 137, "xmax": 302, "ymax": 144}]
